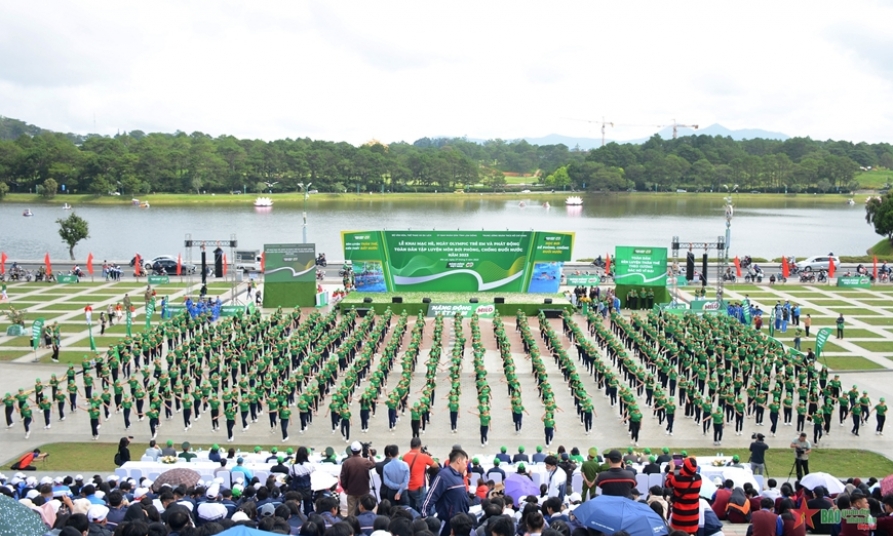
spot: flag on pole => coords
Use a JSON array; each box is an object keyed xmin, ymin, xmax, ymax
[
  {"xmin": 223, "ymin": 254, "xmax": 228, "ymax": 276},
  {"xmin": 86, "ymin": 253, "xmax": 94, "ymax": 275},
  {"xmin": 781, "ymin": 257, "xmax": 789, "ymax": 278},
  {"xmin": 814, "ymin": 327, "xmax": 833, "ymax": 359},
  {"xmin": 733, "ymin": 256, "xmax": 742, "ymax": 278},
  {"xmin": 44, "ymin": 253, "xmax": 52, "ymax": 274},
  {"xmin": 260, "ymin": 251, "xmax": 266, "ymax": 272},
  {"xmin": 828, "ymin": 257, "xmax": 835, "ymax": 279},
  {"xmin": 874, "ymin": 256, "xmax": 878, "ymax": 281},
  {"xmin": 605, "ymin": 254, "xmax": 611, "ymax": 274},
  {"xmin": 0, "ymin": 252, "xmax": 6, "ymax": 275},
  {"xmin": 134, "ymin": 254, "xmax": 142, "ymax": 277},
  {"xmin": 176, "ymin": 254, "xmax": 182, "ymax": 276}
]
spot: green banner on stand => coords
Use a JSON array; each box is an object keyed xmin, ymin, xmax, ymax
[
  {"xmin": 836, "ymin": 276, "xmax": 871, "ymax": 288},
  {"xmin": 814, "ymin": 327, "xmax": 833, "ymax": 358},
  {"xmin": 690, "ymin": 299, "xmax": 727, "ymax": 312},
  {"xmin": 31, "ymin": 318, "xmax": 44, "ymax": 351},
  {"xmin": 566, "ymin": 275, "xmax": 601, "ymax": 286},
  {"xmin": 125, "ymin": 310, "xmax": 132, "ymax": 337},
  {"xmin": 55, "ymin": 274, "xmax": 78, "ymax": 284},
  {"xmin": 88, "ymin": 322, "xmax": 96, "ymax": 352},
  {"xmin": 426, "ymin": 303, "xmax": 497, "ymax": 318},
  {"xmin": 148, "ymin": 275, "xmax": 170, "ymax": 285},
  {"xmin": 145, "ymin": 298, "xmax": 155, "ymax": 330},
  {"xmin": 220, "ymin": 304, "xmax": 253, "ymax": 317}
]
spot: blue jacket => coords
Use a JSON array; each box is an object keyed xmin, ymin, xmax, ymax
[{"xmin": 421, "ymin": 465, "xmax": 468, "ymax": 522}]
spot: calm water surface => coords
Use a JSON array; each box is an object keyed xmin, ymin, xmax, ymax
[{"xmin": 0, "ymin": 194, "xmax": 872, "ymax": 260}]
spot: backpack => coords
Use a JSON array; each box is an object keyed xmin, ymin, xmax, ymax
[
  {"xmin": 114, "ymin": 452, "xmax": 122, "ymax": 466},
  {"xmin": 289, "ymin": 463, "xmax": 312, "ymax": 492}
]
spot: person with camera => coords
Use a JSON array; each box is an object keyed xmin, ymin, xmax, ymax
[
  {"xmin": 790, "ymin": 432, "xmax": 812, "ymax": 480},
  {"xmin": 749, "ymin": 433, "xmax": 769, "ymax": 475}
]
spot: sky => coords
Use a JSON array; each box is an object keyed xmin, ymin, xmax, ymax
[{"xmin": 1, "ymin": 0, "xmax": 892, "ymax": 146}]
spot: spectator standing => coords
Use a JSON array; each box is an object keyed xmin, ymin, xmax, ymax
[{"xmin": 340, "ymin": 441, "xmax": 375, "ymax": 515}]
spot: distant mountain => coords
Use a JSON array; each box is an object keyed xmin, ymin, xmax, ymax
[
  {"xmin": 0, "ymin": 116, "xmax": 87, "ymax": 144},
  {"xmin": 465, "ymin": 123, "xmax": 790, "ymax": 150}
]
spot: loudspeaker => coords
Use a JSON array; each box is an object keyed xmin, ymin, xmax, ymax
[
  {"xmin": 686, "ymin": 251, "xmax": 695, "ymax": 281},
  {"xmin": 544, "ymin": 298, "xmax": 553, "ymax": 304},
  {"xmin": 671, "ymin": 236, "xmax": 679, "ymax": 252},
  {"xmin": 214, "ymin": 247, "xmax": 224, "ymax": 278},
  {"xmin": 702, "ymin": 253, "xmax": 708, "ymax": 284},
  {"xmin": 356, "ymin": 308, "xmax": 372, "ymax": 317},
  {"xmin": 540, "ymin": 308, "xmax": 562, "ymax": 318},
  {"xmin": 422, "ymin": 297, "xmax": 431, "ymax": 304},
  {"xmin": 392, "ymin": 297, "xmax": 403, "ymax": 303},
  {"xmin": 201, "ymin": 250, "xmax": 207, "ymax": 284},
  {"xmin": 494, "ymin": 297, "xmax": 505, "ymax": 304},
  {"xmin": 470, "ymin": 298, "xmax": 479, "ymax": 303},
  {"xmin": 363, "ymin": 297, "xmax": 373, "ymax": 303}
]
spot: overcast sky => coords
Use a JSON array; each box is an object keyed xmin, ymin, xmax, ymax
[{"xmin": 1, "ymin": 0, "xmax": 891, "ymax": 145}]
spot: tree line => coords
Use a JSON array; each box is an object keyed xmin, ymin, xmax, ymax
[{"xmin": 0, "ymin": 116, "xmax": 890, "ymax": 197}]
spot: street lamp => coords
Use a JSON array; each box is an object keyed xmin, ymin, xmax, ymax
[{"xmin": 298, "ymin": 182, "xmax": 312, "ymax": 244}]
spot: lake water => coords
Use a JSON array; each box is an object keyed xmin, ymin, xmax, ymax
[{"xmin": 0, "ymin": 194, "xmax": 873, "ymax": 261}]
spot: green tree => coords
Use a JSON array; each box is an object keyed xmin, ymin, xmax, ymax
[
  {"xmin": 543, "ymin": 166, "xmax": 570, "ymax": 189},
  {"xmin": 484, "ymin": 170, "xmax": 507, "ymax": 190},
  {"xmin": 57, "ymin": 212, "xmax": 90, "ymax": 260},
  {"xmin": 0, "ymin": 182, "xmax": 8, "ymax": 200},
  {"xmin": 41, "ymin": 178, "xmax": 58, "ymax": 198},
  {"xmin": 866, "ymin": 193, "xmax": 893, "ymax": 243}
]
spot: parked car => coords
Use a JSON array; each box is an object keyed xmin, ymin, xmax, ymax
[
  {"xmin": 150, "ymin": 258, "xmax": 197, "ymax": 275},
  {"xmin": 795, "ymin": 255, "xmax": 840, "ymax": 272},
  {"xmin": 144, "ymin": 255, "xmax": 178, "ymax": 271}
]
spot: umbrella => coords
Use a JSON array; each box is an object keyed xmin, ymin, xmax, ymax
[
  {"xmin": 217, "ymin": 525, "xmax": 273, "ymax": 536},
  {"xmin": 572, "ymin": 495, "xmax": 668, "ymax": 536},
  {"xmin": 721, "ymin": 467, "xmax": 758, "ymax": 490},
  {"xmin": 0, "ymin": 494, "xmax": 48, "ymax": 536},
  {"xmin": 800, "ymin": 472, "xmax": 845, "ymax": 495},
  {"xmin": 152, "ymin": 467, "xmax": 201, "ymax": 492},
  {"xmin": 699, "ymin": 475, "xmax": 718, "ymax": 499},
  {"xmin": 504, "ymin": 473, "xmax": 539, "ymax": 506},
  {"xmin": 311, "ymin": 470, "xmax": 338, "ymax": 491},
  {"xmin": 881, "ymin": 474, "xmax": 893, "ymax": 496}
]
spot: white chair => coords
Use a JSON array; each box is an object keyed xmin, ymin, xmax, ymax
[
  {"xmin": 648, "ymin": 473, "xmax": 665, "ymax": 490},
  {"xmin": 571, "ymin": 472, "xmax": 583, "ymax": 494},
  {"xmin": 115, "ymin": 468, "xmax": 128, "ymax": 480},
  {"xmin": 370, "ymin": 471, "xmax": 383, "ymax": 500},
  {"xmin": 753, "ymin": 475, "xmax": 764, "ymax": 491},
  {"xmin": 489, "ymin": 473, "xmax": 503, "ymax": 485},
  {"xmin": 140, "ymin": 455, "xmax": 155, "ymax": 462},
  {"xmin": 636, "ymin": 474, "xmax": 649, "ymax": 495},
  {"xmin": 129, "ymin": 468, "xmax": 143, "ymax": 480},
  {"xmin": 148, "ymin": 472, "xmax": 160, "ymax": 481},
  {"xmin": 255, "ymin": 470, "xmax": 270, "ymax": 483}
]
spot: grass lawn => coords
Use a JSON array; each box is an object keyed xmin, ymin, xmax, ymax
[
  {"xmin": 854, "ymin": 317, "xmax": 893, "ymax": 326},
  {"xmin": 820, "ymin": 356, "xmax": 885, "ymax": 370},
  {"xmin": 103, "ymin": 323, "xmax": 160, "ymax": 335},
  {"xmin": 672, "ymin": 448, "xmax": 893, "ymax": 478},
  {"xmin": 33, "ymin": 303, "xmax": 97, "ymax": 312},
  {"xmin": 40, "ymin": 350, "xmax": 101, "ymax": 364},
  {"xmin": 804, "ymin": 299, "xmax": 865, "ymax": 307},
  {"xmin": 0, "ymin": 336, "xmax": 37, "ymax": 347},
  {"xmin": 816, "ymin": 341, "xmax": 849, "ymax": 353},
  {"xmin": 0, "ymin": 350, "xmax": 29, "ymax": 361},
  {"xmin": 91, "ymin": 336, "xmax": 131, "ymax": 347},
  {"xmin": 852, "ymin": 341, "xmax": 893, "ymax": 353},
  {"xmin": 724, "ymin": 285, "xmax": 765, "ymax": 292}
]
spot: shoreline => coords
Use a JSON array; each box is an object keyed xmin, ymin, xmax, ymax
[{"xmin": 0, "ymin": 190, "xmax": 865, "ymax": 207}]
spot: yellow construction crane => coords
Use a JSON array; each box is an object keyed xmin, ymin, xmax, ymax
[
  {"xmin": 659, "ymin": 119, "xmax": 699, "ymax": 139},
  {"xmin": 562, "ymin": 116, "xmax": 614, "ymax": 146}
]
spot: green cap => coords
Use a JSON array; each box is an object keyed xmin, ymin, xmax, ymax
[
  {"xmin": 649, "ymin": 456, "xmax": 656, "ymax": 462},
  {"xmin": 277, "ymin": 456, "xmax": 284, "ymax": 463},
  {"xmin": 732, "ymin": 455, "xmax": 740, "ymax": 462},
  {"xmin": 518, "ymin": 446, "xmax": 525, "ymax": 453},
  {"xmin": 588, "ymin": 448, "xmax": 598, "ymax": 458},
  {"xmin": 681, "ymin": 450, "xmax": 688, "ymax": 456},
  {"xmin": 212, "ymin": 444, "xmax": 219, "ymax": 450},
  {"xmin": 663, "ymin": 447, "xmax": 669, "ymax": 454},
  {"xmin": 517, "ymin": 463, "xmax": 525, "ymax": 471},
  {"xmin": 271, "ymin": 447, "xmax": 278, "ymax": 453},
  {"xmin": 501, "ymin": 446, "xmax": 507, "ymax": 453},
  {"xmin": 472, "ymin": 458, "xmax": 479, "ymax": 464},
  {"xmin": 167, "ymin": 440, "xmax": 173, "ymax": 447},
  {"xmin": 231, "ymin": 486, "xmax": 242, "ymax": 498},
  {"xmin": 536, "ymin": 446, "xmax": 543, "ymax": 453},
  {"xmin": 627, "ymin": 447, "xmax": 633, "ymax": 453},
  {"xmin": 493, "ymin": 458, "xmax": 500, "ymax": 466},
  {"xmin": 643, "ymin": 448, "xmax": 651, "ymax": 454},
  {"xmin": 254, "ymin": 446, "xmax": 261, "ymax": 453},
  {"xmin": 286, "ymin": 448, "xmax": 294, "ymax": 455}
]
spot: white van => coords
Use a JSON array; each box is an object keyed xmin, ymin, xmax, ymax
[{"xmin": 235, "ymin": 250, "xmax": 262, "ymax": 272}]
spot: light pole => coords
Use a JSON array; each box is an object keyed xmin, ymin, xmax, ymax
[{"xmin": 298, "ymin": 182, "xmax": 312, "ymax": 244}]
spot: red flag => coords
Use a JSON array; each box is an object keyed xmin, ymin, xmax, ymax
[
  {"xmin": 733, "ymin": 256, "xmax": 742, "ymax": 278},
  {"xmin": 44, "ymin": 253, "xmax": 52, "ymax": 274},
  {"xmin": 605, "ymin": 254, "xmax": 611, "ymax": 274},
  {"xmin": 782, "ymin": 256, "xmax": 789, "ymax": 278},
  {"xmin": 223, "ymin": 254, "xmax": 228, "ymax": 276},
  {"xmin": 0, "ymin": 252, "xmax": 6, "ymax": 275},
  {"xmin": 828, "ymin": 257, "xmax": 835, "ymax": 279},
  {"xmin": 176, "ymin": 254, "xmax": 182, "ymax": 276},
  {"xmin": 874, "ymin": 256, "xmax": 878, "ymax": 281},
  {"xmin": 260, "ymin": 251, "xmax": 266, "ymax": 272},
  {"xmin": 134, "ymin": 254, "xmax": 142, "ymax": 276},
  {"xmin": 86, "ymin": 253, "xmax": 94, "ymax": 275}
]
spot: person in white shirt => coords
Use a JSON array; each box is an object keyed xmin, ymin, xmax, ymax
[
  {"xmin": 760, "ymin": 478, "xmax": 781, "ymax": 501},
  {"xmin": 543, "ymin": 455, "xmax": 567, "ymax": 500},
  {"xmin": 144, "ymin": 439, "xmax": 162, "ymax": 461}
]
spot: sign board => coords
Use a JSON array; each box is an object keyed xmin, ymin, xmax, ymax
[
  {"xmin": 264, "ymin": 244, "xmax": 316, "ymax": 283},
  {"xmin": 31, "ymin": 318, "xmax": 44, "ymax": 350},
  {"xmin": 220, "ymin": 304, "xmax": 252, "ymax": 317},
  {"xmin": 836, "ymin": 276, "xmax": 871, "ymax": 288},
  {"xmin": 814, "ymin": 327, "xmax": 833, "ymax": 358},
  {"xmin": 566, "ymin": 275, "xmax": 601, "ymax": 286},
  {"xmin": 614, "ymin": 246, "xmax": 668, "ymax": 286},
  {"xmin": 426, "ymin": 303, "xmax": 497, "ymax": 318},
  {"xmin": 315, "ymin": 292, "xmax": 329, "ymax": 307},
  {"xmin": 148, "ymin": 275, "xmax": 170, "ymax": 285},
  {"xmin": 341, "ymin": 230, "xmax": 575, "ymax": 293},
  {"xmin": 690, "ymin": 299, "xmax": 727, "ymax": 312},
  {"xmin": 55, "ymin": 274, "xmax": 78, "ymax": 284},
  {"xmin": 166, "ymin": 305, "xmax": 187, "ymax": 316}
]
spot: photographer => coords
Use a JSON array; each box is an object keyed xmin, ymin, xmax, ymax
[
  {"xmin": 749, "ymin": 433, "xmax": 769, "ymax": 475},
  {"xmin": 789, "ymin": 432, "xmax": 812, "ymax": 480}
]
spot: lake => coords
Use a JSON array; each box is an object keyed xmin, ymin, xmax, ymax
[{"xmin": 0, "ymin": 194, "xmax": 874, "ymax": 261}]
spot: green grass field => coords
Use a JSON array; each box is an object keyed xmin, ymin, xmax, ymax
[
  {"xmin": 869, "ymin": 239, "xmax": 893, "ymax": 257},
  {"xmin": 852, "ymin": 341, "xmax": 893, "ymax": 353},
  {"xmin": 854, "ymin": 169, "xmax": 892, "ymax": 190},
  {"xmin": 853, "ymin": 317, "xmax": 893, "ymax": 326},
  {"xmin": 820, "ymin": 356, "xmax": 885, "ymax": 370}
]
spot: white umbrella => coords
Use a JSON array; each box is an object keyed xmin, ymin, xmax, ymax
[
  {"xmin": 311, "ymin": 470, "xmax": 339, "ymax": 491},
  {"xmin": 699, "ymin": 475, "xmax": 718, "ymax": 499},
  {"xmin": 799, "ymin": 472, "xmax": 845, "ymax": 495},
  {"xmin": 721, "ymin": 468, "xmax": 758, "ymax": 490}
]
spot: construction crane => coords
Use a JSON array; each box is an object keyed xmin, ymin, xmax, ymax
[
  {"xmin": 562, "ymin": 117, "xmax": 614, "ymax": 146},
  {"xmin": 659, "ymin": 119, "xmax": 699, "ymax": 139}
]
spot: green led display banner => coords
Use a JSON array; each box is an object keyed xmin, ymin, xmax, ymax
[
  {"xmin": 613, "ymin": 246, "xmax": 668, "ymax": 287},
  {"xmin": 263, "ymin": 244, "xmax": 316, "ymax": 283},
  {"xmin": 341, "ymin": 230, "xmax": 574, "ymax": 293}
]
